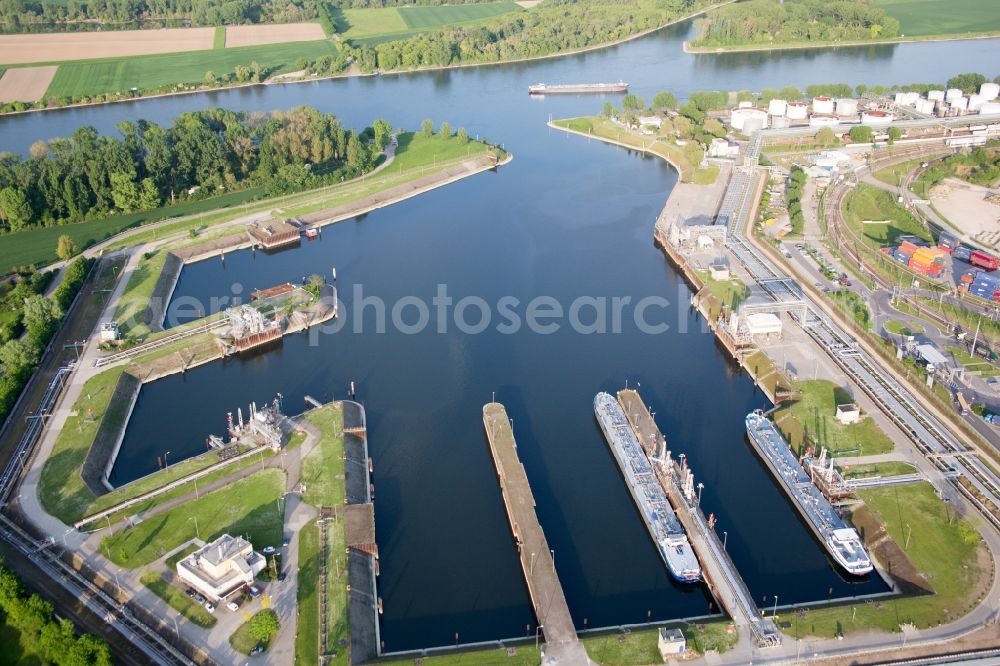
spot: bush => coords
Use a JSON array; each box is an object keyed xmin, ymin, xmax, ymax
[{"xmin": 849, "ymin": 125, "xmax": 874, "ymax": 143}]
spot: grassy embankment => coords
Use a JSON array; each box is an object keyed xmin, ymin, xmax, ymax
[
  {"xmin": 827, "ymin": 289, "xmax": 871, "ymax": 330},
  {"xmin": 552, "ymin": 116, "xmax": 717, "ymax": 184},
  {"xmin": 1, "ymin": 131, "xmax": 495, "ymax": 272},
  {"xmin": 787, "ymin": 483, "xmax": 989, "ymax": 637},
  {"xmin": 140, "ymin": 571, "xmax": 217, "ymax": 628},
  {"xmin": 773, "ymin": 379, "xmax": 895, "ymax": 456},
  {"xmin": 335, "ymin": 2, "xmax": 522, "ymax": 46},
  {"xmin": 695, "ymin": 270, "xmax": 750, "ymax": 319},
  {"xmin": 231, "ymin": 610, "xmax": 280, "ymax": 654},
  {"xmin": 837, "ymin": 461, "xmax": 916, "ymax": 479},
  {"xmin": 884, "ymin": 319, "xmax": 924, "ymax": 336},
  {"xmin": 100, "ymin": 468, "xmax": 285, "ymax": 567},
  {"xmin": 295, "ymin": 403, "xmax": 349, "ymax": 666},
  {"xmin": 948, "ymin": 345, "xmax": 1000, "ymax": 378}
]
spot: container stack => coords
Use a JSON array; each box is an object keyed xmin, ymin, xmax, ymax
[
  {"xmin": 909, "ymin": 246, "xmax": 946, "ymax": 277},
  {"xmin": 937, "ymin": 231, "xmax": 959, "ymax": 254},
  {"xmin": 953, "ymin": 245, "xmax": 972, "ymax": 262},
  {"xmin": 969, "ymin": 272, "xmax": 1000, "ymax": 301}
]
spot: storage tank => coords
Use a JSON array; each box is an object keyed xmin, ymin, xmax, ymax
[
  {"xmin": 980, "ymin": 101, "xmax": 1000, "ymax": 115},
  {"xmin": 738, "ymin": 100, "xmax": 753, "ymax": 109},
  {"xmin": 927, "ymin": 89, "xmax": 945, "ymax": 102},
  {"xmin": 915, "ymin": 98, "xmax": 936, "ymax": 115},
  {"xmin": 809, "ymin": 114, "xmax": 840, "ymax": 127},
  {"xmin": 968, "ymin": 94, "xmax": 985, "ymax": 112},
  {"xmin": 946, "ymin": 88, "xmax": 963, "ymax": 102},
  {"xmin": 981, "ymin": 82, "xmax": 1000, "ymax": 101},
  {"xmin": 861, "ymin": 110, "xmax": 893, "ymax": 125},
  {"xmin": 894, "ymin": 91, "xmax": 919, "ymax": 106},
  {"xmin": 742, "ymin": 116, "xmax": 765, "ymax": 134},
  {"xmin": 730, "ymin": 107, "xmax": 769, "ymax": 131},
  {"xmin": 786, "ymin": 101, "xmax": 809, "ymax": 120},
  {"xmin": 951, "ymin": 96, "xmax": 969, "ymax": 112},
  {"xmin": 835, "ymin": 98, "xmax": 858, "ymax": 116},
  {"xmin": 768, "ymin": 98, "xmax": 787, "ymax": 116},
  {"xmin": 770, "ymin": 115, "xmax": 789, "ymax": 129},
  {"xmin": 812, "ymin": 96, "xmax": 834, "ymax": 114}
]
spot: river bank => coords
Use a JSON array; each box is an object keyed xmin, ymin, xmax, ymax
[
  {"xmin": 684, "ymin": 31, "xmax": 1000, "ymax": 54},
  {"xmin": 0, "ymin": 1, "xmax": 736, "ymax": 117}
]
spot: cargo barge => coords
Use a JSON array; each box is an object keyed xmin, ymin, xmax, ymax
[
  {"xmin": 745, "ymin": 410, "xmax": 873, "ymax": 576},
  {"xmin": 595, "ymin": 392, "xmax": 701, "ymax": 582},
  {"xmin": 529, "ymin": 82, "xmax": 628, "ymax": 95}
]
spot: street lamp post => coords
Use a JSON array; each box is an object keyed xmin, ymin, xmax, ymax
[
  {"xmin": 188, "ymin": 516, "xmax": 200, "ymax": 539},
  {"xmin": 772, "ymin": 595, "xmax": 779, "ymax": 619},
  {"xmin": 164, "ymin": 450, "xmax": 171, "ymax": 470},
  {"xmin": 723, "ymin": 531, "xmax": 728, "ymax": 551},
  {"xmin": 696, "ymin": 482, "xmax": 704, "ymax": 507},
  {"xmin": 535, "ymin": 625, "xmax": 544, "ymax": 650}
]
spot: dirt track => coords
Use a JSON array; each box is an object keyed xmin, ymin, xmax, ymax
[
  {"xmin": 0, "ymin": 27, "xmax": 214, "ymax": 64},
  {"xmin": 0, "ymin": 66, "xmax": 57, "ymax": 102},
  {"xmin": 224, "ymin": 22, "xmax": 325, "ymax": 47}
]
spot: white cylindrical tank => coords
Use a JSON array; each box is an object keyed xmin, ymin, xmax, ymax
[
  {"xmin": 928, "ymin": 89, "xmax": 945, "ymax": 102},
  {"xmin": 861, "ymin": 110, "xmax": 893, "ymax": 125},
  {"xmin": 894, "ymin": 91, "xmax": 919, "ymax": 106},
  {"xmin": 768, "ymin": 98, "xmax": 787, "ymax": 116},
  {"xmin": 809, "ymin": 114, "xmax": 840, "ymax": 127},
  {"xmin": 980, "ymin": 101, "xmax": 1000, "ymax": 115},
  {"xmin": 980, "ymin": 82, "xmax": 1000, "ymax": 101},
  {"xmin": 968, "ymin": 94, "xmax": 985, "ymax": 112},
  {"xmin": 742, "ymin": 116, "xmax": 765, "ymax": 134},
  {"xmin": 812, "ymin": 96, "xmax": 834, "ymax": 114},
  {"xmin": 730, "ymin": 107, "xmax": 769, "ymax": 131},
  {"xmin": 770, "ymin": 115, "xmax": 789, "ymax": 129},
  {"xmin": 835, "ymin": 98, "xmax": 858, "ymax": 116},
  {"xmin": 946, "ymin": 88, "xmax": 963, "ymax": 102},
  {"xmin": 915, "ymin": 98, "xmax": 935, "ymax": 115},
  {"xmin": 786, "ymin": 101, "xmax": 809, "ymax": 120},
  {"xmin": 951, "ymin": 96, "xmax": 968, "ymax": 112},
  {"xmin": 738, "ymin": 100, "xmax": 753, "ymax": 109}
]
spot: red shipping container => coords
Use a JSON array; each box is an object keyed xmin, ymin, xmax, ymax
[
  {"xmin": 899, "ymin": 241, "xmax": 920, "ymax": 256},
  {"xmin": 971, "ymin": 250, "xmax": 999, "ymax": 271}
]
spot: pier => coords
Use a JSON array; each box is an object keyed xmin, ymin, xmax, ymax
[
  {"xmin": 616, "ymin": 389, "xmax": 782, "ymax": 648},
  {"xmin": 482, "ymin": 403, "xmax": 591, "ymax": 665}
]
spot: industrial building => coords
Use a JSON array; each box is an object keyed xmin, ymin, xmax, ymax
[{"xmin": 176, "ymin": 534, "xmax": 266, "ymax": 602}]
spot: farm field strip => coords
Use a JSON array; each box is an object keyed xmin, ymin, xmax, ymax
[
  {"xmin": 339, "ymin": 2, "xmax": 521, "ymax": 44},
  {"xmin": 874, "ymin": 0, "xmax": 1000, "ymax": 37},
  {"xmin": 224, "ymin": 22, "xmax": 326, "ymax": 47},
  {"xmin": 0, "ymin": 27, "xmax": 215, "ymax": 65},
  {"xmin": 0, "ymin": 65, "xmax": 57, "ymax": 102}
]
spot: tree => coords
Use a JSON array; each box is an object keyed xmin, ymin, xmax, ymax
[
  {"xmin": 602, "ymin": 101, "xmax": 615, "ymax": 118},
  {"xmin": 439, "ymin": 121, "xmax": 451, "ymax": 139},
  {"xmin": 372, "ymin": 119, "xmax": 392, "ymax": 150},
  {"xmin": 622, "ymin": 94, "xmax": 645, "ymax": 112},
  {"xmin": 138, "ymin": 178, "xmax": 160, "ymax": 210},
  {"xmin": 22, "ymin": 295, "xmax": 61, "ymax": 347},
  {"xmin": 0, "ymin": 187, "xmax": 32, "ymax": 232},
  {"xmin": 779, "ymin": 86, "xmax": 803, "ymax": 100},
  {"xmin": 456, "ymin": 127, "xmax": 468, "ymax": 144},
  {"xmin": 651, "ymin": 91, "xmax": 677, "ymax": 112},
  {"xmin": 946, "ymin": 72, "xmax": 986, "ymax": 94},
  {"xmin": 0, "ymin": 339, "xmax": 38, "ymax": 374},
  {"xmin": 678, "ymin": 103, "xmax": 705, "ymax": 124},
  {"xmin": 849, "ymin": 125, "xmax": 874, "ymax": 143},
  {"xmin": 110, "ymin": 172, "xmax": 140, "ymax": 212},
  {"xmin": 888, "ymin": 126, "xmax": 903, "ymax": 144},
  {"xmin": 205, "ymin": 70, "xmax": 216, "ymax": 84},
  {"xmin": 703, "ymin": 118, "xmax": 727, "ymax": 138},
  {"xmin": 815, "ymin": 127, "xmax": 839, "ymax": 146},
  {"xmin": 56, "ymin": 234, "xmax": 77, "ymax": 261},
  {"xmin": 248, "ymin": 609, "xmax": 279, "ymax": 642},
  {"xmin": 673, "ymin": 116, "xmax": 693, "ymax": 137},
  {"xmin": 421, "ymin": 118, "xmax": 434, "ymax": 138}
]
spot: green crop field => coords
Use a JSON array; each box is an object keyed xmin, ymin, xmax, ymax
[
  {"xmin": 339, "ymin": 2, "xmax": 521, "ymax": 45},
  {"xmin": 42, "ymin": 40, "xmax": 336, "ymax": 99},
  {"xmin": 874, "ymin": 0, "xmax": 1000, "ymax": 37}
]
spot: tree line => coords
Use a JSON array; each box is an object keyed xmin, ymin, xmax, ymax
[
  {"xmin": 0, "ymin": 561, "xmax": 112, "ymax": 665},
  {"xmin": 0, "ymin": 0, "xmax": 317, "ymax": 32},
  {"xmin": 691, "ymin": 0, "xmax": 900, "ymax": 47},
  {"xmin": 0, "ymin": 106, "xmax": 387, "ymax": 234},
  {"xmin": 346, "ymin": 0, "xmax": 714, "ymax": 73}
]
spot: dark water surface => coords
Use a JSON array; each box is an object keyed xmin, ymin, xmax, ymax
[{"xmin": 7, "ymin": 18, "xmax": 999, "ymax": 652}]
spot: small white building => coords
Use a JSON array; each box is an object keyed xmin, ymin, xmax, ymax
[
  {"xmin": 176, "ymin": 534, "xmax": 266, "ymax": 602},
  {"xmin": 835, "ymin": 403, "xmax": 861, "ymax": 425},
  {"xmin": 745, "ymin": 312, "xmax": 783, "ymax": 338},
  {"xmin": 980, "ymin": 82, "xmax": 999, "ymax": 101},
  {"xmin": 99, "ymin": 321, "xmax": 120, "ymax": 342},
  {"xmin": 658, "ymin": 627, "xmax": 687, "ymax": 659},
  {"xmin": 812, "ymin": 96, "xmax": 834, "ymax": 115},
  {"xmin": 730, "ymin": 107, "xmax": 769, "ymax": 132},
  {"xmin": 786, "ymin": 101, "xmax": 809, "ymax": 120},
  {"xmin": 707, "ymin": 137, "xmax": 739, "ymax": 158},
  {"xmin": 709, "ymin": 262, "xmax": 730, "ymax": 281},
  {"xmin": 638, "ymin": 115, "xmax": 663, "ymax": 130}
]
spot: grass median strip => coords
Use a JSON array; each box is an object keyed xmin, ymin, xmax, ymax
[{"xmin": 140, "ymin": 571, "xmax": 217, "ymax": 628}]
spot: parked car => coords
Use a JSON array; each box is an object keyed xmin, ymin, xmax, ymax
[
  {"xmin": 277, "ymin": 572, "xmax": 287, "ymax": 582},
  {"xmin": 250, "ymin": 645, "xmax": 265, "ymax": 656},
  {"xmin": 193, "ymin": 592, "xmax": 206, "ymax": 604},
  {"xmin": 184, "ymin": 588, "xmax": 195, "ymax": 598},
  {"xmin": 248, "ymin": 585, "xmax": 261, "ymax": 598},
  {"xmin": 281, "ymin": 536, "xmax": 290, "ymax": 547},
  {"xmin": 262, "ymin": 546, "xmax": 276, "ymax": 555},
  {"xmin": 227, "ymin": 601, "xmax": 240, "ymax": 612},
  {"xmin": 204, "ymin": 602, "xmax": 215, "ymax": 613}
]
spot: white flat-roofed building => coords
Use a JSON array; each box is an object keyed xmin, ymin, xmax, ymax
[
  {"xmin": 176, "ymin": 534, "xmax": 266, "ymax": 602},
  {"xmin": 658, "ymin": 627, "xmax": 687, "ymax": 658},
  {"xmin": 745, "ymin": 312, "xmax": 783, "ymax": 337}
]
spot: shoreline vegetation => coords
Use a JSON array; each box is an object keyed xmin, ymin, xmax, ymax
[
  {"xmin": 684, "ymin": 30, "xmax": 1000, "ymax": 54},
  {"xmin": 0, "ymin": 0, "xmax": 733, "ymax": 116}
]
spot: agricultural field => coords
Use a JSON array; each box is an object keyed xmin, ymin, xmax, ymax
[
  {"xmin": 44, "ymin": 40, "xmax": 336, "ymax": 99},
  {"xmin": 874, "ymin": 0, "xmax": 1000, "ymax": 37},
  {"xmin": 0, "ymin": 65, "xmax": 56, "ymax": 102},
  {"xmin": 337, "ymin": 2, "xmax": 522, "ymax": 45},
  {"xmin": 0, "ymin": 27, "xmax": 215, "ymax": 65},
  {"xmin": 224, "ymin": 22, "xmax": 326, "ymax": 47}
]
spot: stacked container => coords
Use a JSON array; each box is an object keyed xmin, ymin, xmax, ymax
[
  {"xmin": 909, "ymin": 246, "xmax": 946, "ymax": 277},
  {"xmin": 937, "ymin": 231, "xmax": 959, "ymax": 253},
  {"xmin": 970, "ymin": 272, "xmax": 1000, "ymax": 301},
  {"xmin": 953, "ymin": 245, "xmax": 972, "ymax": 262}
]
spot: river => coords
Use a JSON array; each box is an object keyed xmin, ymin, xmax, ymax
[{"xmin": 4, "ymin": 17, "xmax": 998, "ymax": 652}]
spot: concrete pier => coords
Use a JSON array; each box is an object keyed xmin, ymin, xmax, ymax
[
  {"xmin": 482, "ymin": 403, "xmax": 592, "ymax": 665},
  {"xmin": 616, "ymin": 389, "xmax": 782, "ymax": 648}
]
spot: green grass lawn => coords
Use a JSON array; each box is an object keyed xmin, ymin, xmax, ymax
[
  {"xmin": 874, "ymin": 0, "xmax": 1000, "ymax": 36},
  {"xmin": 697, "ymin": 271, "xmax": 750, "ymax": 314},
  {"xmin": 787, "ymin": 483, "xmax": 986, "ymax": 637},
  {"xmin": 884, "ymin": 319, "xmax": 924, "ymax": 336},
  {"xmin": 101, "ymin": 469, "xmax": 285, "ymax": 567},
  {"xmin": 301, "ymin": 404, "xmax": 345, "ymax": 508},
  {"xmin": 140, "ymin": 571, "xmax": 217, "ymax": 628},
  {"xmin": 775, "ymin": 380, "xmax": 895, "ymax": 456},
  {"xmin": 42, "ymin": 40, "xmax": 337, "ymax": 99},
  {"xmin": 230, "ymin": 610, "xmax": 279, "ymax": 654},
  {"xmin": 114, "ymin": 249, "xmax": 168, "ymax": 339},
  {"xmin": 948, "ymin": 345, "xmax": 1000, "ymax": 377},
  {"xmin": 214, "ymin": 26, "xmax": 226, "ymax": 49},
  {"xmin": 295, "ymin": 519, "xmax": 321, "ymax": 666},
  {"xmin": 838, "ymin": 461, "xmax": 916, "ymax": 479},
  {"xmin": 827, "ymin": 289, "xmax": 872, "ymax": 330},
  {"xmin": 873, "ymin": 158, "xmax": 923, "ymax": 188},
  {"xmin": 339, "ymin": 2, "xmax": 521, "ymax": 45},
  {"xmin": 842, "ymin": 183, "xmax": 931, "ymax": 249},
  {"xmin": 0, "ymin": 186, "xmax": 262, "ymax": 274}
]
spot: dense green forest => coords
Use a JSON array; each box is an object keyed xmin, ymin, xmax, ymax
[
  {"xmin": 340, "ymin": 0, "xmax": 713, "ymax": 71},
  {"xmin": 691, "ymin": 0, "xmax": 900, "ymax": 48},
  {"xmin": 0, "ymin": 106, "xmax": 384, "ymax": 233}
]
